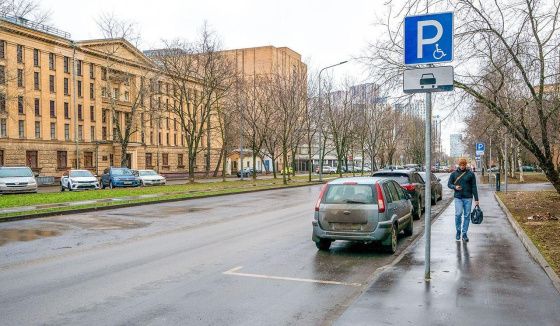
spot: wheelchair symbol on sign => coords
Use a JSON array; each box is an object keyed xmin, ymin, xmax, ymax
[{"xmin": 433, "ymin": 44, "xmax": 446, "ymax": 60}]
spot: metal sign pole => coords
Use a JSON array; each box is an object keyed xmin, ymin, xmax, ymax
[{"xmin": 424, "ymin": 91, "xmax": 432, "ymax": 280}]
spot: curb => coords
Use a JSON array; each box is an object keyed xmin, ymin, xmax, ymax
[
  {"xmin": 495, "ymin": 193, "xmax": 560, "ymax": 295},
  {"xmin": 0, "ymin": 181, "xmax": 324, "ymax": 223}
]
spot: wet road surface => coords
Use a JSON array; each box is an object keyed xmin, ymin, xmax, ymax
[{"xmin": 1, "ymin": 175, "xmax": 451, "ymax": 325}]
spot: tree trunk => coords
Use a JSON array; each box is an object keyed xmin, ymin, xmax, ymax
[
  {"xmin": 213, "ymin": 147, "xmax": 223, "ymax": 177},
  {"xmin": 221, "ymin": 147, "xmax": 227, "ymax": 182},
  {"xmin": 282, "ymin": 144, "xmax": 289, "ymax": 185},
  {"xmin": 188, "ymin": 154, "xmax": 196, "ymax": 183},
  {"xmin": 252, "ymin": 151, "xmax": 257, "ymax": 182}
]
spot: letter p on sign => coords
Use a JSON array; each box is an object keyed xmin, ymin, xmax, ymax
[{"xmin": 404, "ymin": 12, "xmax": 453, "ymax": 65}]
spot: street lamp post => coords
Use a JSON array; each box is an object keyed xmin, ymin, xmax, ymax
[{"xmin": 318, "ymin": 60, "xmax": 348, "ymax": 182}]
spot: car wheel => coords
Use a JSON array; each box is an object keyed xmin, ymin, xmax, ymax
[
  {"xmin": 101, "ymin": 182, "xmax": 106, "ymax": 189},
  {"xmin": 68, "ymin": 182, "xmax": 73, "ymax": 191},
  {"xmin": 384, "ymin": 224, "xmax": 398, "ymax": 254},
  {"xmin": 431, "ymin": 194, "xmax": 436, "ymax": 205},
  {"xmin": 109, "ymin": 181, "xmax": 114, "ymax": 189},
  {"xmin": 404, "ymin": 214, "xmax": 413, "ymax": 236},
  {"xmin": 315, "ymin": 239, "xmax": 332, "ymax": 251},
  {"xmin": 60, "ymin": 183, "xmax": 65, "ymax": 192}
]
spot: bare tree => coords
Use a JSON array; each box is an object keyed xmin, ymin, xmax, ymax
[
  {"xmin": 0, "ymin": 0, "xmax": 51, "ymax": 23},
  {"xmin": 153, "ymin": 24, "xmax": 234, "ymax": 182},
  {"xmin": 364, "ymin": 0, "xmax": 560, "ymax": 193},
  {"xmin": 96, "ymin": 13, "xmax": 153, "ymax": 168}
]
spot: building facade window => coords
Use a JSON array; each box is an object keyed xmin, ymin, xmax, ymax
[
  {"xmin": 90, "ymin": 126, "xmax": 95, "ymax": 141},
  {"xmin": 34, "ymin": 121, "xmax": 40, "ymax": 139},
  {"xmin": 34, "ymin": 98, "xmax": 40, "ymax": 116},
  {"xmin": 90, "ymin": 83, "xmax": 94, "ymax": 99},
  {"xmin": 78, "ymin": 104, "xmax": 83, "ymax": 120},
  {"xmin": 33, "ymin": 49, "xmax": 39, "ymax": 67},
  {"xmin": 89, "ymin": 63, "xmax": 95, "ymax": 79},
  {"xmin": 0, "ymin": 65, "xmax": 4, "ymax": 85},
  {"xmin": 0, "ymin": 40, "xmax": 4, "ymax": 59},
  {"xmin": 64, "ymin": 102, "xmax": 69, "ymax": 119},
  {"xmin": 113, "ymin": 127, "xmax": 118, "ymax": 141},
  {"xmin": 90, "ymin": 105, "xmax": 95, "ymax": 121},
  {"xmin": 145, "ymin": 153, "xmax": 152, "ymax": 168},
  {"xmin": 102, "ymin": 109, "xmax": 107, "ymax": 123},
  {"xmin": 16, "ymin": 44, "xmax": 23, "ymax": 63},
  {"xmin": 77, "ymin": 80, "xmax": 82, "ymax": 97},
  {"xmin": 0, "ymin": 93, "xmax": 4, "ymax": 112},
  {"xmin": 101, "ymin": 67, "xmax": 107, "ymax": 80},
  {"xmin": 64, "ymin": 124, "xmax": 70, "ymax": 140},
  {"xmin": 102, "ymin": 126, "xmax": 107, "ymax": 140},
  {"xmin": 50, "ymin": 100, "xmax": 56, "ymax": 117},
  {"xmin": 162, "ymin": 153, "xmax": 169, "ymax": 166},
  {"xmin": 178, "ymin": 154, "xmax": 184, "ymax": 167},
  {"xmin": 26, "ymin": 151, "xmax": 38, "ymax": 169},
  {"xmin": 49, "ymin": 53, "xmax": 55, "ymax": 70},
  {"xmin": 17, "ymin": 69, "xmax": 23, "ymax": 87},
  {"xmin": 18, "ymin": 120, "xmax": 25, "ymax": 138},
  {"xmin": 78, "ymin": 125, "xmax": 83, "ymax": 140},
  {"xmin": 48, "ymin": 75, "xmax": 55, "ymax": 93},
  {"xmin": 57, "ymin": 151, "xmax": 67, "ymax": 170},
  {"xmin": 64, "ymin": 56, "xmax": 69, "ymax": 73},
  {"xmin": 0, "ymin": 149, "xmax": 3, "ymax": 165},
  {"xmin": 0, "ymin": 118, "xmax": 6, "ymax": 137},
  {"xmin": 50, "ymin": 122, "xmax": 56, "ymax": 139},
  {"xmin": 77, "ymin": 60, "xmax": 82, "ymax": 76},
  {"xmin": 18, "ymin": 96, "xmax": 24, "ymax": 114},
  {"xmin": 64, "ymin": 78, "xmax": 69, "ymax": 95},
  {"xmin": 34, "ymin": 72, "xmax": 40, "ymax": 90},
  {"xmin": 84, "ymin": 151, "xmax": 93, "ymax": 168}
]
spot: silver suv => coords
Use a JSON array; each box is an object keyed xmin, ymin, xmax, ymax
[
  {"xmin": 0, "ymin": 166, "xmax": 38, "ymax": 194},
  {"xmin": 312, "ymin": 177, "xmax": 413, "ymax": 253}
]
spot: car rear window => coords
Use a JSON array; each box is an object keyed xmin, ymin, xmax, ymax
[
  {"xmin": 373, "ymin": 173, "xmax": 410, "ymax": 185},
  {"xmin": 323, "ymin": 184, "xmax": 376, "ymax": 204}
]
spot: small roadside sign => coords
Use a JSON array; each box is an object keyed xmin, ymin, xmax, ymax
[
  {"xmin": 476, "ymin": 143, "xmax": 485, "ymax": 156},
  {"xmin": 403, "ymin": 66, "xmax": 454, "ymax": 94},
  {"xmin": 404, "ymin": 12, "xmax": 454, "ymax": 65}
]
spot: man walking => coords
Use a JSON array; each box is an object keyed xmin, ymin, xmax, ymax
[{"xmin": 448, "ymin": 158, "xmax": 479, "ymax": 242}]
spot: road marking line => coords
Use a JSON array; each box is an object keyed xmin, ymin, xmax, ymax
[{"xmin": 223, "ymin": 266, "xmax": 362, "ymax": 287}]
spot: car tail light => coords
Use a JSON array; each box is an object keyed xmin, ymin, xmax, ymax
[
  {"xmin": 315, "ymin": 184, "xmax": 328, "ymax": 212},
  {"xmin": 402, "ymin": 183, "xmax": 416, "ymax": 191},
  {"xmin": 376, "ymin": 183, "xmax": 385, "ymax": 213}
]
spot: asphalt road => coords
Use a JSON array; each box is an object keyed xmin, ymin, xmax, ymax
[{"xmin": 0, "ymin": 174, "xmax": 451, "ymax": 325}]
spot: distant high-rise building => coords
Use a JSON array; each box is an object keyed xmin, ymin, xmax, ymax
[
  {"xmin": 394, "ymin": 98, "xmax": 425, "ymax": 118},
  {"xmin": 450, "ymin": 133, "xmax": 465, "ymax": 158}
]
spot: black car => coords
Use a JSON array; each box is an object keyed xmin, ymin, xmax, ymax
[
  {"xmin": 418, "ymin": 171, "xmax": 443, "ymax": 205},
  {"xmin": 372, "ymin": 169, "xmax": 425, "ymax": 220}
]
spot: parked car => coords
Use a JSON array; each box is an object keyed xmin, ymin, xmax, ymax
[
  {"xmin": 134, "ymin": 169, "xmax": 166, "ymax": 186},
  {"xmin": 60, "ymin": 169, "xmax": 99, "ymax": 191},
  {"xmin": 418, "ymin": 171, "xmax": 443, "ymax": 204},
  {"xmin": 0, "ymin": 166, "xmax": 38, "ymax": 194},
  {"xmin": 100, "ymin": 167, "xmax": 141, "ymax": 189},
  {"xmin": 372, "ymin": 169, "xmax": 425, "ymax": 220},
  {"xmin": 312, "ymin": 176, "xmax": 414, "ymax": 253},
  {"xmin": 237, "ymin": 167, "xmax": 260, "ymax": 177},
  {"xmin": 404, "ymin": 164, "xmax": 421, "ymax": 171},
  {"xmin": 519, "ymin": 166, "xmax": 535, "ymax": 172}
]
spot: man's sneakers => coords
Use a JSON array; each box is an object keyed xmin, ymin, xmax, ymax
[
  {"xmin": 462, "ymin": 234, "xmax": 469, "ymax": 242},
  {"xmin": 456, "ymin": 231, "xmax": 461, "ymax": 241}
]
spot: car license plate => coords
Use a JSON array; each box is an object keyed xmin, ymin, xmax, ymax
[
  {"xmin": 124, "ymin": 181, "xmax": 132, "ymax": 185},
  {"xmin": 332, "ymin": 223, "xmax": 363, "ymax": 231}
]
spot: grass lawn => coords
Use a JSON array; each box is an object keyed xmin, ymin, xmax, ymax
[
  {"xmin": 0, "ymin": 178, "xmax": 322, "ymax": 220},
  {"xmin": 496, "ymin": 191, "xmax": 560, "ymax": 276},
  {"xmin": 480, "ymin": 172, "xmax": 550, "ymax": 184}
]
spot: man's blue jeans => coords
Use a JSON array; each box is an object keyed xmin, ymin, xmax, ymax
[{"xmin": 454, "ymin": 198, "xmax": 472, "ymax": 235}]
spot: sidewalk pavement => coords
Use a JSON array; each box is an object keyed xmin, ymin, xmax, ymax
[{"xmin": 336, "ymin": 184, "xmax": 560, "ymax": 326}]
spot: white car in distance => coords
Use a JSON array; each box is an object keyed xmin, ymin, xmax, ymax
[
  {"xmin": 61, "ymin": 170, "xmax": 100, "ymax": 191},
  {"xmin": 134, "ymin": 170, "xmax": 166, "ymax": 186}
]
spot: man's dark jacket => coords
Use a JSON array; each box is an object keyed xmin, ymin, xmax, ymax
[{"xmin": 448, "ymin": 168, "xmax": 479, "ymax": 201}]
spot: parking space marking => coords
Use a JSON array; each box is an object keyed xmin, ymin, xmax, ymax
[{"xmin": 223, "ymin": 266, "xmax": 362, "ymax": 287}]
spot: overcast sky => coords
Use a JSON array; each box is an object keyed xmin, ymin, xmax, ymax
[{"xmin": 39, "ymin": 0, "xmax": 461, "ymax": 154}]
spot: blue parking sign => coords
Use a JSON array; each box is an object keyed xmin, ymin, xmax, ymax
[{"xmin": 404, "ymin": 12, "xmax": 453, "ymax": 65}]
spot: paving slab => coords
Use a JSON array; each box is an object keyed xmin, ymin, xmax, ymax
[{"xmin": 336, "ymin": 186, "xmax": 560, "ymax": 326}]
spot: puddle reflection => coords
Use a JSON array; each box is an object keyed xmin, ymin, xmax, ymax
[{"xmin": 0, "ymin": 228, "xmax": 61, "ymax": 246}]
